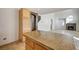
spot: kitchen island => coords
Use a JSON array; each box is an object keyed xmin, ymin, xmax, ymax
[{"xmin": 23, "ymin": 30, "xmax": 77, "ymax": 50}]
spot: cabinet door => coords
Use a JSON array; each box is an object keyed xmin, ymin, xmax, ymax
[
  {"xmin": 19, "ymin": 8, "xmax": 31, "ymax": 41},
  {"xmin": 26, "ymin": 45, "xmax": 33, "ymax": 50},
  {"xmin": 25, "ymin": 36, "xmax": 34, "ymax": 48},
  {"xmin": 34, "ymin": 43, "xmax": 48, "ymax": 50},
  {"xmin": 22, "ymin": 8, "xmax": 31, "ymax": 33}
]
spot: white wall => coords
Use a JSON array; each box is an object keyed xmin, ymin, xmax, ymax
[
  {"xmin": 38, "ymin": 9, "xmax": 79, "ymax": 31},
  {"xmin": 0, "ymin": 8, "xmax": 19, "ymax": 46}
]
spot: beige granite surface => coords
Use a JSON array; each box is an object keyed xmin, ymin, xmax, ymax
[{"xmin": 23, "ymin": 30, "xmax": 79, "ymax": 50}]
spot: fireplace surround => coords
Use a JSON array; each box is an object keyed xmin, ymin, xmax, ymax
[{"xmin": 66, "ymin": 23, "xmax": 76, "ymax": 31}]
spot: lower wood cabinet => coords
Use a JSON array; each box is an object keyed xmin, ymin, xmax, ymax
[
  {"xmin": 26, "ymin": 45, "xmax": 33, "ymax": 50},
  {"xmin": 34, "ymin": 43, "xmax": 48, "ymax": 50},
  {"xmin": 25, "ymin": 36, "xmax": 49, "ymax": 50}
]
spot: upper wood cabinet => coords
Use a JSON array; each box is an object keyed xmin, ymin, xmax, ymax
[
  {"xmin": 19, "ymin": 8, "xmax": 38, "ymax": 41},
  {"xmin": 19, "ymin": 8, "xmax": 31, "ymax": 33},
  {"xmin": 19, "ymin": 8, "xmax": 31, "ymax": 41}
]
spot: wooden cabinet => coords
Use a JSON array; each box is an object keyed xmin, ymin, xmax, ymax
[
  {"xmin": 25, "ymin": 36, "xmax": 49, "ymax": 50},
  {"xmin": 25, "ymin": 36, "xmax": 33, "ymax": 50},
  {"xmin": 34, "ymin": 43, "xmax": 48, "ymax": 50},
  {"xmin": 19, "ymin": 8, "xmax": 31, "ymax": 41},
  {"xmin": 19, "ymin": 8, "xmax": 38, "ymax": 41}
]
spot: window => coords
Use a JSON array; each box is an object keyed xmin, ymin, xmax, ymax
[{"xmin": 66, "ymin": 15, "xmax": 73, "ymax": 23}]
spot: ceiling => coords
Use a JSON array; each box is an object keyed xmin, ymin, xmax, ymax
[{"xmin": 29, "ymin": 8, "xmax": 70, "ymax": 15}]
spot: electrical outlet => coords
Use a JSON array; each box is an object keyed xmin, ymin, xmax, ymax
[{"xmin": 3, "ymin": 38, "xmax": 7, "ymax": 40}]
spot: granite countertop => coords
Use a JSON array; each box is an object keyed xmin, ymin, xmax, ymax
[{"xmin": 23, "ymin": 30, "xmax": 79, "ymax": 50}]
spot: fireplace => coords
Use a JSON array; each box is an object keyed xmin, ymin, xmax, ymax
[{"xmin": 66, "ymin": 23, "xmax": 76, "ymax": 31}]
